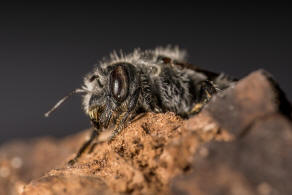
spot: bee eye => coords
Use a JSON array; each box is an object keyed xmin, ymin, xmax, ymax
[{"xmin": 110, "ymin": 65, "xmax": 129, "ymax": 102}]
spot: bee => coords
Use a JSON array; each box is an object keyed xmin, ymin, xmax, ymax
[{"xmin": 45, "ymin": 46, "xmax": 235, "ymax": 164}]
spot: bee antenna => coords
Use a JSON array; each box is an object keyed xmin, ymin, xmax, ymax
[{"xmin": 44, "ymin": 88, "xmax": 89, "ymax": 117}]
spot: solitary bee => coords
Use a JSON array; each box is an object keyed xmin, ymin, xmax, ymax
[{"xmin": 45, "ymin": 46, "xmax": 235, "ymax": 164}]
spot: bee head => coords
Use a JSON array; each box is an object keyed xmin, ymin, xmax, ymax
[
  {"xmin": 84, "ymin": 62, "xmax": 139, "ymax": 128},
  {"xmin": 44, "ymin": 62, "xmax": 140, "ymax": 130}
]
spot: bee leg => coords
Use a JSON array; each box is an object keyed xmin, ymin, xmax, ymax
[
  {"xmin": 190, "ymin": 103, "xmax": 205, "ymax": 114},
  {"xmin": 68, "ymin": 128, "xmax": 100, "ymax": 165},
  {"xmin": 110, "ymin": 112, "xmax": 131, "ymax": 141},
  {"xmin": 109, "ymin": 88, "xmax": 140, "ymax": 141},
  {"xmin": 87, "ymin": 109, "xmax": 113, "ymax": 153},
  {"xmin": 189, "ymin": 80, "xmax": 217, "ymax": 115}
]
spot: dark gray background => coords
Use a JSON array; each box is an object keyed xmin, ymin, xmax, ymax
[{"xmin": 0, "ymin": 3, "xmax": 291, "ymax": 144}]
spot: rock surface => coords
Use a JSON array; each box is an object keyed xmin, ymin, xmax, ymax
[{"xmin": 0, "ymin": 70, "xmax": 291, "ymax": 195}]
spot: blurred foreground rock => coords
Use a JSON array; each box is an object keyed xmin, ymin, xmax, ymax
[{"xmin": 0, "ymin": 70, "xmax": 291, "ymax": 195}]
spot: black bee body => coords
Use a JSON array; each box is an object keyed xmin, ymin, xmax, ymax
[{"xmin": 45, "ymin": 46, "xmax": 234, "ymax": 164}]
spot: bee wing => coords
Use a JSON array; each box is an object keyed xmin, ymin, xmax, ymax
[{"xmin": 171, "ymin": 60, "xmax": 220, "ymax": 81}]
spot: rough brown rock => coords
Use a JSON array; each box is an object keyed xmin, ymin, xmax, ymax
[
  {"xmin": 0, "ymin": 131, "xmax": 89, "ymax": 195},
  {"xmin": 0, "ymin": 70, "xmax": 291, "ymax": 195},
  {"xmin": 205, "ymin": 70, "xmax": 292, "ymax": 136}
]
